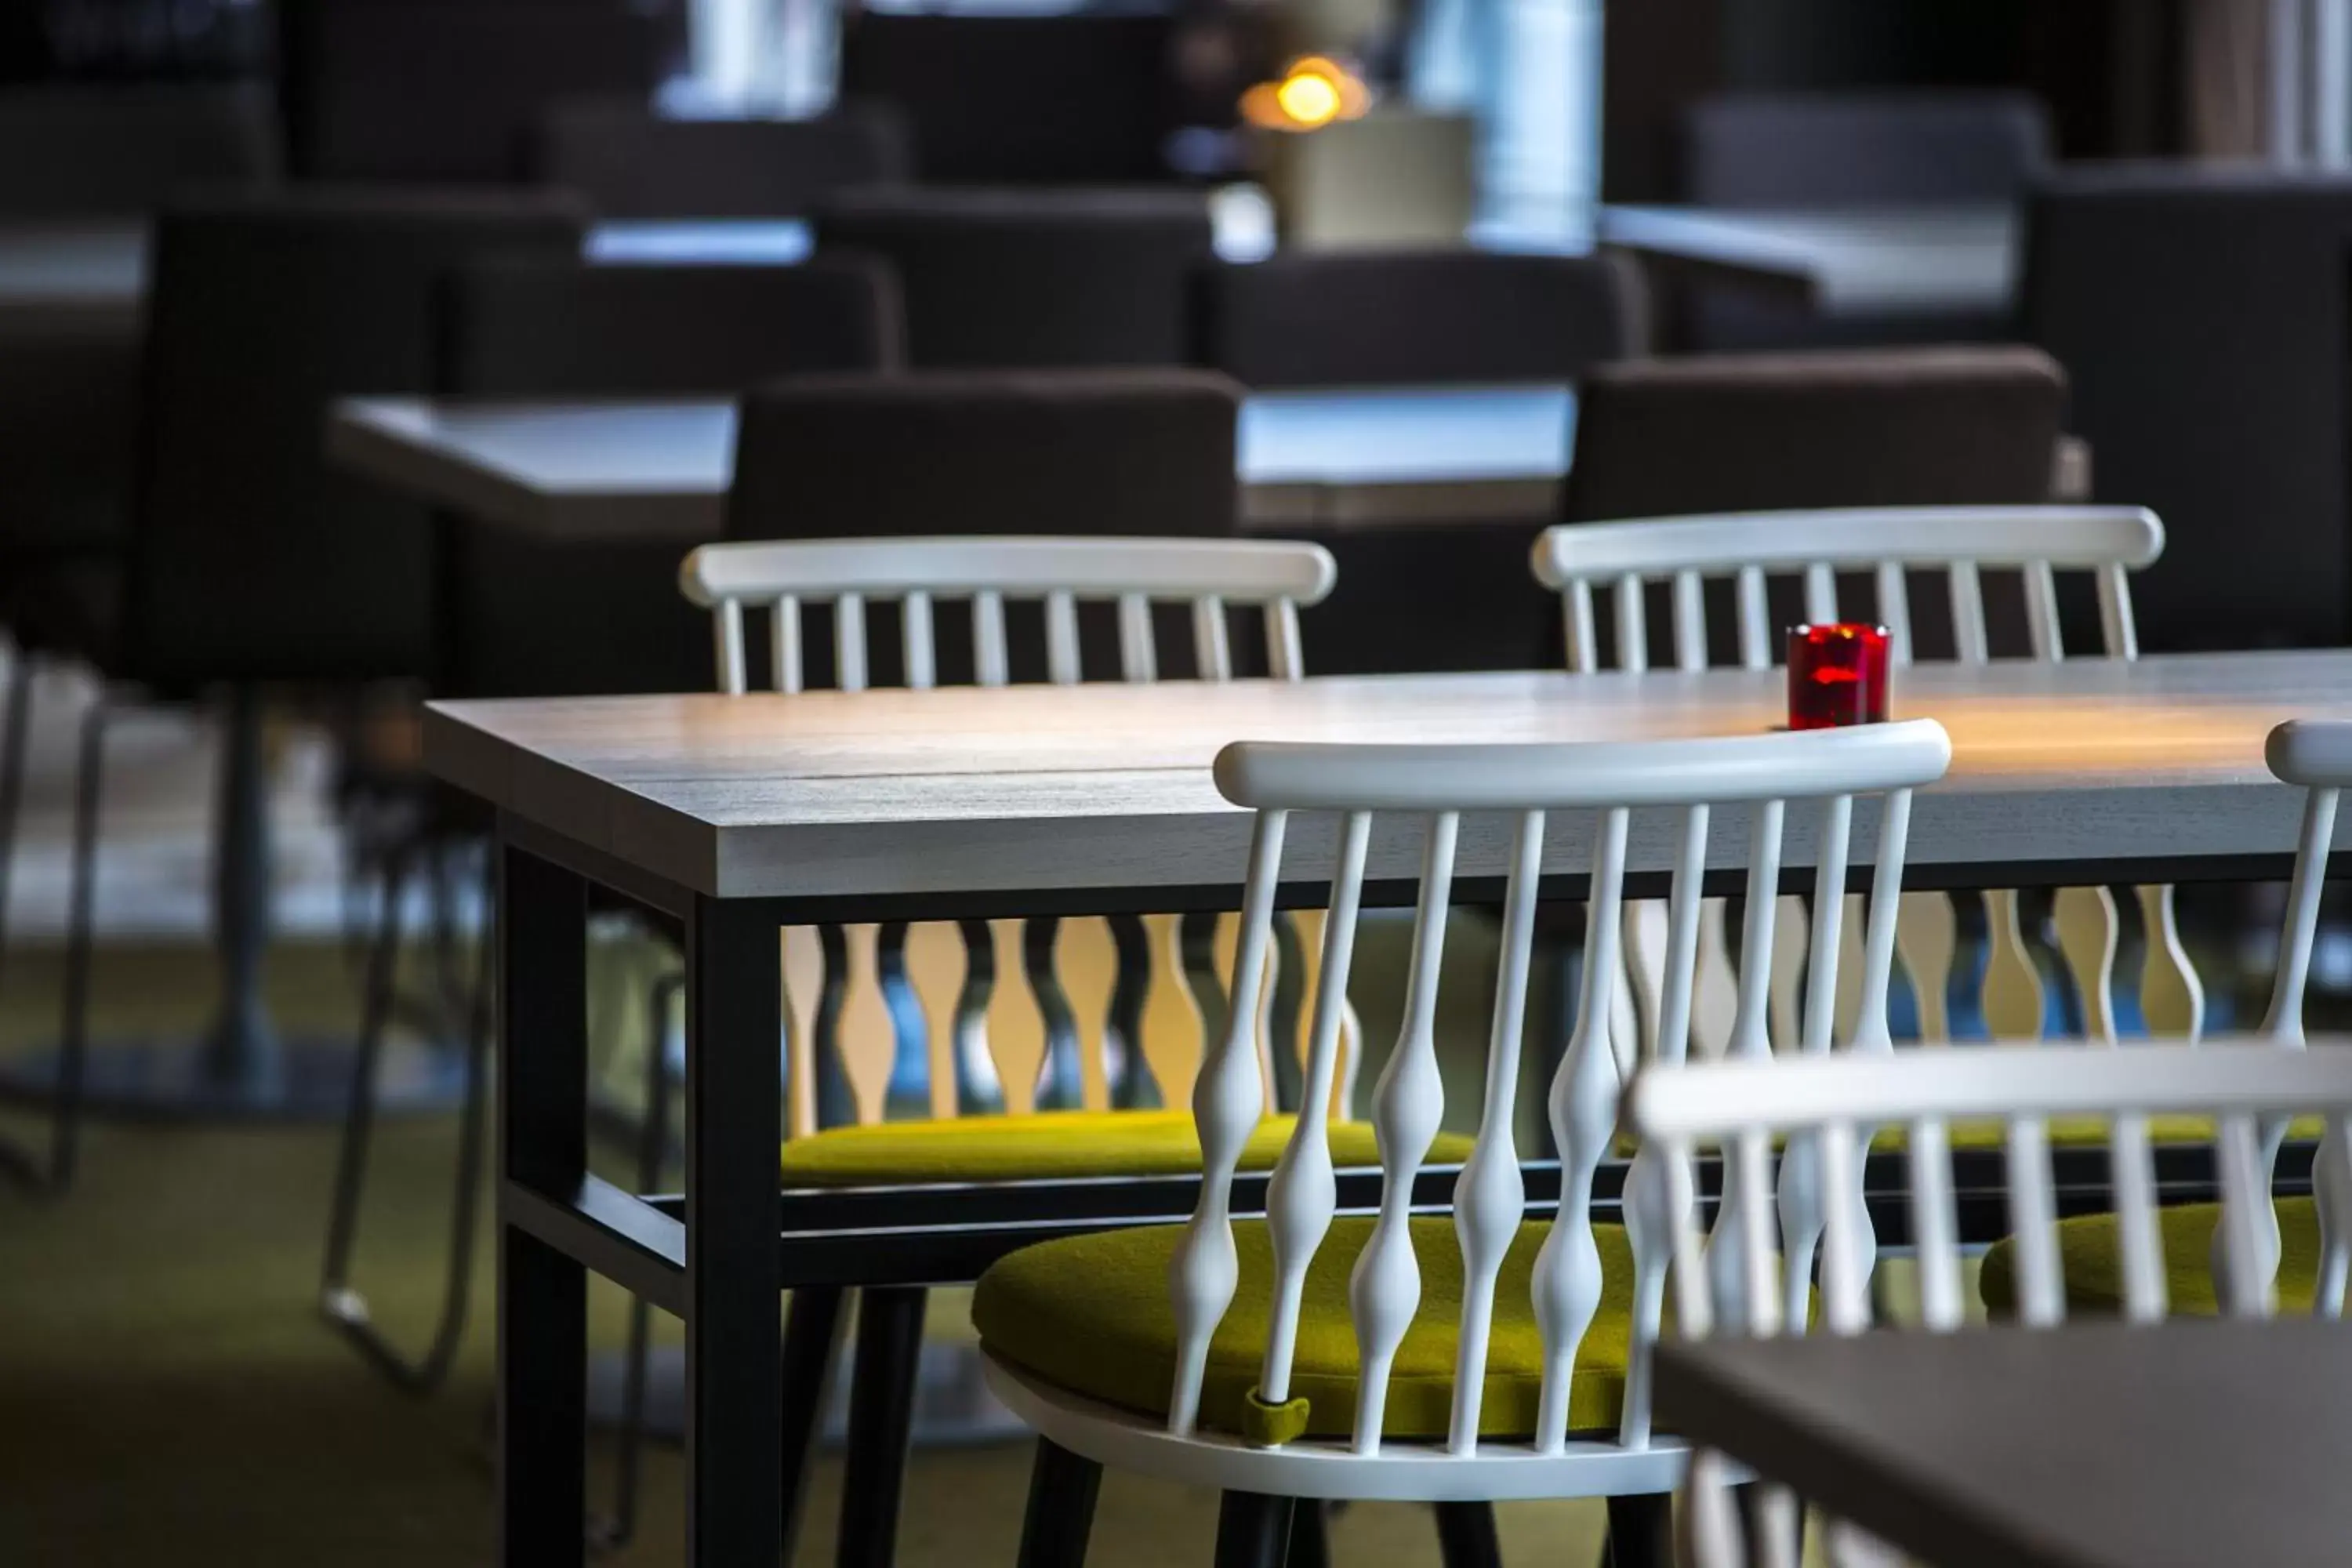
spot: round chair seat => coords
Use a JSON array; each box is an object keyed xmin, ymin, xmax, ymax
[
  {"xmin": 1981, "ymin": 1196, "xmax": 2323, "ymax": 1316},
  {"xmin": 974, "ymin": 1214, "xmax": 1636, "ymax": 1444},
  {"xmin": 779, "ymin": 1109, "xmax": 1472, "ymax": 1186}
]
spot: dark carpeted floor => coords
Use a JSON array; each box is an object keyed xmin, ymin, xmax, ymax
[{"xmin": 0, "ymin": 940, "xmax": 1608, "ymax": 1566}]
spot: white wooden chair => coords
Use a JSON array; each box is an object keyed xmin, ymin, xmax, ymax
[
  {"xmin": 974, "ymin": 719, "xmax": 1951, "ymax": 1568},
  {"xmin": 1629, "ymin": 715, "xmax": 2352, "ymax": 1566},
  {"xmin": 680, "ymin": 534, "xmax": 1348, "ymax": 1133},
  {"xmin": 1632, "ymin": 1041, "xmax": 2352, "ymax": 1568},
  {"xmin": 674, "ymin": 533, "xmax": 1403, "ymax": 1565},
  {"xmin": 1533, "ymin": 504, "xmax": 2186, "ymax": 1065}
]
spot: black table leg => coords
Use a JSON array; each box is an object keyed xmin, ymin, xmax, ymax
[
  {"xmin": 686, "ymin": 895, "xmax": 785, "ymax": 1566},
  {"xmin": 498, "ymin": 843, "xmax": 589, "ymax": 1567}
]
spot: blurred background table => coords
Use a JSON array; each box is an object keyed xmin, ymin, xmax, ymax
[
  {"xmin": 329, "ymin": 384, "xmax": 1584, "ymax": 537},
  {"xmin": 1595, "ymin": 204, "xmax": 2019, "ymax": 318}
]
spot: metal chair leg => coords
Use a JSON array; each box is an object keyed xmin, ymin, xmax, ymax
[
  {"xmin": 0, "ymin": 650, "xmax": 44, "ymax": 1192},
  {"xmin": 1016, "ymin": 1439, "xmax": 1102, "ymax": 1568},
  {"xmin": 837, "ymin": 1284, "xmax": 929, "ymax": 1568},
  {"xmin": 778, "ymin": 1285, "xmax": 849, "ymax": 1563},
  {"xmin": 0, "ymin": 648, "xmax": 31, "ymax": 998},
  {"xmin": 320, "ymin": 844, "xmax": 412, "ymax": 1316},
  {"xmin": 4, "ymin": 695, "xmax": 111, "ymax": 1196},
  {"xmin": 1214, "ymin": 1491, "xmax": 1297, "ymax": 1568},
  {"xmin": 318, "ymin": 857, "xmax": 495, "ymax": 1392},
  {"xmin": 1434, "ymin": 1501, "xmax": 1501, "ymax": 1568},
  {"xmin": 1287, "ymin": 1499, "xmax": 1330, "ymax": 1568},
  {"xmin": 1603, "ymin": 1492, "xmax": 1674, "ymax": 1568}
]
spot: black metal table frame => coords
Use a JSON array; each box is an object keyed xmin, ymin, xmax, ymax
[{"xmin": 492, "ymin": 809, "xmax": 2325, "ymax": 1567}]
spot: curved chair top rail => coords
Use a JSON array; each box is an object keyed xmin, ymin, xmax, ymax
[
  {"xmin": 680, "ymin": 535, "xmax": 1338, "ymax": 608},
  {"xmin": 2269, "ymin": 720, "xmax": 2352, "ymax": 789},
  {"xmin": 681, "ymin": 535, "xmax": 1338, "ymax": 694},
  {"xmin": 1166, "ymin": 723, "xmax": 1951, "ymax": 1468},
  {"xmin": 1628, "ymin": 1033, "xmax": 2352, "ymax": 1351},
  {"xmin": 1530, "ymin": 505, "xmax": 2163, "ymax": 672},
  {"xmin": 1632, "ymin": 1034, "xmax": 2352, "ymax": 1143},
  {"xmin": 1214, "ymin": 720, "xmax": 1953, "ymax": 815},
  {"xmin": 1629, "ymin": 1034, "xmax": 2352, "ymax": 1568},
  {"xmin": 1530, "ymin": 505, "xmax": 2163, "ymax": 586}
]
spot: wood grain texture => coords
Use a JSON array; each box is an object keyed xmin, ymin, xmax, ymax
[{"xmin": 428, "ymin": 653, "xmax": 2352, "ymax": 900}]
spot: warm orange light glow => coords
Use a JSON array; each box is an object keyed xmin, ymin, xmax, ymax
[
  {"xmin": 1275, "ymin": 68, "xmax": 1343, "ymax": 128},
  {"xmin": 1240, "ymin": 56, "xmax": 1372, "ymax": 132}
]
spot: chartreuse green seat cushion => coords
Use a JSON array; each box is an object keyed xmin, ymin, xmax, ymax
[
  {"xmin": 973, "ymin": 1215, "xmax": 1637, "ymax": 1443},
  {"xmin": 778, "ymin": 1109, "xmax": 1473, "ymax": 1186},
  {"xmin": 1981, "ymin": 1197, "xmax": 2323, "ymax": 1316}
]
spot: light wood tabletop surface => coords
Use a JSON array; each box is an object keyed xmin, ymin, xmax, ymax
[{"xmin": 426, "ymin": 651, "xmax": 2352, "ymax": 902}]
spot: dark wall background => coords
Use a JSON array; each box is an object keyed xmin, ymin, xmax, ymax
[
  {"xmin": 5, "ymin": 0, "xmax": 269, "ymax": 82},
  {"xmin": 1605, "ymin": 0, "xmax": 2191, "ymax": 200}
]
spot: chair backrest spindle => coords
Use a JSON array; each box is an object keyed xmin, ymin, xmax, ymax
[
  {"xmin": 1117, "ymin": 592, "xmax": 1158, "ymax": 681},
  {"xmin": 685, "ymin": 535, "xmax": 1338, "ymax": 1139},
  {"xmin": 1169, "ymin": 720, "xmax": 1951, "ymax": 1461},
  {"xmin": 902, "ymin": 590, "xmax": 937, "ymax": 689},
  {"xmin": 1534, "ymin": 506, "xmax": 2161, "ymax": 673}
]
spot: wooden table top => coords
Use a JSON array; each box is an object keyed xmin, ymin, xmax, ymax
[
  {"xmin": 424, "ymin": 651, "xmax": 2352, "ymax": 902},
  {"xmin": 1653, "ymin": 1316, "xmax": 2352, "ymax": 1568},
  {"xmin": 1596, "ymin": 204, "xmax": 2018, "ymax": 315},
  {"xmin": 328, "ymin": 385, "xmax": 1581, "ymax": 539}
]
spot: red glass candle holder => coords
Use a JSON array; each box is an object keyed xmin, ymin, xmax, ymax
[{"xmin": 1787, "ymin": 623, "xmax": 1892, "ymax": 730}]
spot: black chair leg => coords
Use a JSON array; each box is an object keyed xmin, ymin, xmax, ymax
[
  {"xmin": 0, "ymin": 648, "xmax": 29, "ymax": 998},
  {"xmin": 1214, "ymin": 1491, "xmax": 1296, "ymax": 1568},
  {"xmin": 1286, "ymin": 1498, "xmax": 1330, "ymax": 1568},
  {"xmin": 837, "ymin": 1284, "xmax": 928, "ymax": 1568},
  {"xmin": 1731, "ymin": 1483, "xmax": 1802, "ymax": 1566},
  {"xmin": 1015, "ymin": 1439, "xmax": 1102, "ymax": 1568},
  {"xmin": 319, "ymin": 858, "xmax": 495, "ymax": 1392},
  {"xmin": 321, "ymin": 844, "xmax": 411, "ymax": 1305},
  {"xmin": 1433, "ymin": 1500, "xmax": 1501, "ymax": 1568},
  {"xmin": 779, "ymin": 1285, "xmax": 848, "ymax": 1563},
  {"xmin": 1603, "ymin": 1492, "xmax": 1674, "ymax": 1568},
  {"xmin": 24, "ymin": 697, "xmax": 111, "ymax": 1197},
  {"xmin": 0, "ymin": 651, "xmax": 46, "ymax": 1193}
]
